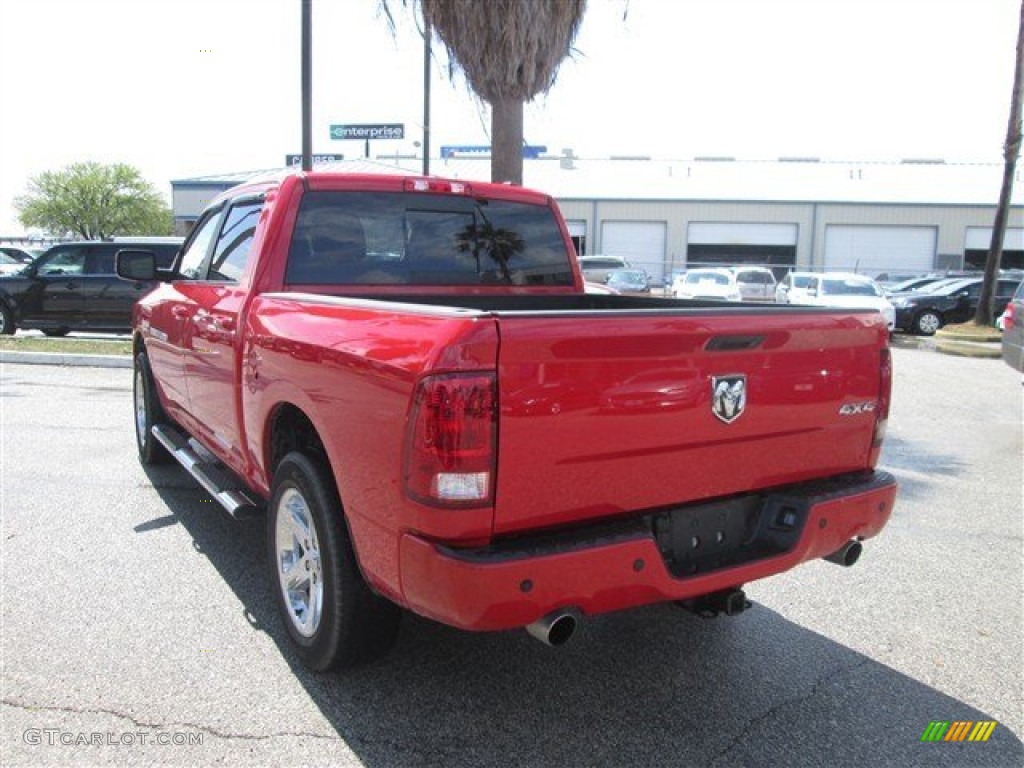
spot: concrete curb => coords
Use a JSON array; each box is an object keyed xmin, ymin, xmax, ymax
[
  {"xmin": 890, "ymin": 334, "xmax": 1004, "ymax": 358},
  {"xmin": 0, "ymin": 350, "xmax": 132, "ymax": 369},
  {"xmin": 933, "ymin": 339, "xmax": 1003, "ymax": 359},
  {"xmin": 935, "ymin": 328, "xmax": 1002, "ymax": 344}
]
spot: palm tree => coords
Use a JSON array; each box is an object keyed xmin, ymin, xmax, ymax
[
  {"xmin": 974, "ymin": 0, "xmax": 1023, "ymax": 327},
  {"xmin": 418, "ymin": 0, "xmax": 586, "ymax": 184}
]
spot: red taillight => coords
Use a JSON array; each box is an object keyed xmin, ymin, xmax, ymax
[
  {"xmin": 870, "ymin": 347, "xmax": 892, "ymax": 463},
  {"xmin": 405, "ymin": 372, "xmax": 496, "ymax": 507},
  {"xmin": 1005, "ymin": 302, "xmax": 1016, "ymax": 331}
]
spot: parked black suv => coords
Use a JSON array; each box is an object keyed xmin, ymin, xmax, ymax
[
  {"xmin": 0, "ymin": 239, "xmax": 181, "ymax": 336},
  {"xmin": 891, "ymin": 276, "xmax": 1022, "ymax": 335}
]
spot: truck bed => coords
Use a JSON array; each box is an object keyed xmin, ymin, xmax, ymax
[{"xmin": 253, "ymin": 291, "xmax": 890, "ymax": 537}]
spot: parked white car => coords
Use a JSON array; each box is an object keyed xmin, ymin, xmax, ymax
[
  {"xmin": 672, "ymin": 268, "xmax": 742, "ymax": 301},
  {"xmin": 786, "ymin": 272, "xmax": 895, "ymax": 330},
  {"xmin": 776, "ymin": 271, "xmax": 816, "ymax": 304}
]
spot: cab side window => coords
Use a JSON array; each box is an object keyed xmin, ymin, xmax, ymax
[
  {"xmin": 178, "ymin": 211, "xmax": 224, "ymax": 279},
  {"xmin": 39, "ymin": 247, "xmax": 86, "ymax": 275},
  {"xmin": 209, "ymin": 202, "xmax": 262, "ymax": 283},
  {"xmin": 85, "ymin": 248, "xmax": 116, "ymax": 275}
]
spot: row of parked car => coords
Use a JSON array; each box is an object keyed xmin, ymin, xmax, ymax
[
  {"xmin": 579, "ymin": 254, "xmax": 1022, "ymax": 338},
  {"xmin": 672, "ymin": 267, "xmax": 897, "ymax": 330},
  {"xmin": 1, "ymin": 243, "xmax": 1020, "ymax": 350}
]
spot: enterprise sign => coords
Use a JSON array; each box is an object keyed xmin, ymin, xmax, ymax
[{"xmin": 330, "ymin": 124, "xmax": 405, "ymax": 141}]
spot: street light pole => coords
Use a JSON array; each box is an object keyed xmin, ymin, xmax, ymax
[
  {"xmin": 423, "ymin": 19, "xmax": 431, "ymax": 176},
  {"xmin": 301, "ymin": 0, "xmax": 312, "ymax": 172}
]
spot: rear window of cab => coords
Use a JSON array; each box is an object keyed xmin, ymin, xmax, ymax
[{"xmin": 286, "ymin": 191, "xmax": 574, "ymax": 287}]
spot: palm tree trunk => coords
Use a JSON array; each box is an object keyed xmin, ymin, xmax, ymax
[
  {"xmin": 491, "ymin": 97, "xmax": 524, "ymax": 185},
  {"xmin": 974, "ymin": 0, "xmax": 1023, "ymax": 326}
]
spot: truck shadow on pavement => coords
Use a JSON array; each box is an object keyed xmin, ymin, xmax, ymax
[
  {"xmin": 878, "ymin": 434, "xmax": 968, "ymax": 503},
  {"xmin": 141, "ymin": 464, "xmax": 1021, "ymax": 768}
]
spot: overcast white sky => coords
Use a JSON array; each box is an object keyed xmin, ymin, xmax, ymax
[{"xmin": 0, "ymin": 0, "xmax": 1019, "ymax": 235}]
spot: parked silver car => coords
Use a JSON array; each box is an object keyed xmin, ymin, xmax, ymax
[
  {"xmin": 606, "ymin": 268, "xmax": 650, "ymax": 294},
  {"xmin": 1001, "ymin": 279, "xmax": 1024, "ymax": 372},
  {"xmin": 730, "ymin": 266, "xmax": 776, "ymax": 301},
  {"xmin": 578, "ymin": 255, "xmax": 630, "ymax": 283}
]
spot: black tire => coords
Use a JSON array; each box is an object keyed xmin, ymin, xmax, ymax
[
  {"xmin": 914, "ymin": 310, "xmax": 942, "ymax": 336},
  {"xmin": 133, "ymin": 352, "xmax": 171, "ymax": 464},
  {"xmin": 0, "ymin": 303, "xmax": 15, "ymax": 335},
  {"xmin": 43, "ymin": 327, "xmax": 69, "ymax": 337},
  {"xmin": 268, "ymin": 452, "xmax": 400, "ymax": 671}
]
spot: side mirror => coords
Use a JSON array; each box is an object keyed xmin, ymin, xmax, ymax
[{"xmin": 116, "ymin": 249, "xmax": 157, "ymax": 281}]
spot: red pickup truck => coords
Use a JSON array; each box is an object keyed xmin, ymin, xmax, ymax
[{"xmin": 118, "ymin": 172, "xmax": 896, "ymax": 670}]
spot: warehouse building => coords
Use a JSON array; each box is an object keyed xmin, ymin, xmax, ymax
[{"xmin": 171, "ymin": 154, "xmax": 1023, "ymax": 285}]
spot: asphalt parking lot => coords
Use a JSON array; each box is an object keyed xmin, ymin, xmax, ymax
[{"xmin": 1, "ymin": 346, "xmax": 1022, "ymax": 767}]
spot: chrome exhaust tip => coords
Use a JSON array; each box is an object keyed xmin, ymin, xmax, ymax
[
  {"xmin": 526, "ymin": 609, "xmax": 579, "ymax": 647},
  {"xmin": 824, "ymin": 539, "xmax": 863, "ymax": 567}
]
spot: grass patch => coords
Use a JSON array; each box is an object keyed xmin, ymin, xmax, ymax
[{"xmin": 0, "ymin": 337, "xmax": 133, "ymax": 356}]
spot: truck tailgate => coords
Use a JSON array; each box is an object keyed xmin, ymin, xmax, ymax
[{"xmin": 493, "ymin": 309, "xmax": 888, "ymax": 535}]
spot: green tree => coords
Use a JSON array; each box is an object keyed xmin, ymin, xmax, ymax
[
  {"xmin": 389, "ymin": 0, "xmax": 586, "ymax": 185},
  {"xmin": 15, "ymin": 161, "xmax": 172, "ymax": 239},
  {"xmin": 974, "ymin": 0, "xmax": 1023, "ymax": 327}
]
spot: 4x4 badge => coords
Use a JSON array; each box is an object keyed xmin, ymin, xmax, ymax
[{"xmin": 711, "ymin": 375, "xmax": 747, "ymax": 424}]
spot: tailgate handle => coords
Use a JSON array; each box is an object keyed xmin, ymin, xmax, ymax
[{"xmin": 705, "ymin": 335, "xmax": 765, "ymax": 352}]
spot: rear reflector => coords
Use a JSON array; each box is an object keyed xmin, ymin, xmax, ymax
[
  {"xmin": 405, "ymin": 372, "xmax": 496, "ymax": 507},
  {"xmin": 870, "ymin": 347, "xmax": 892, "ymax": 464}
]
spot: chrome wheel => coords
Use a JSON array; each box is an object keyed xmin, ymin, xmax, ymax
[
  {"xmin": 916, "ymin": 311, "xmax": 941, "ymax": 336},
  {"xmin": 134, "ymin": 367, "xmax": 147, "ymax": 449},
  {"xmin": 275, "ymin": 487, "xmax": 324, "ymax": 638}
]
